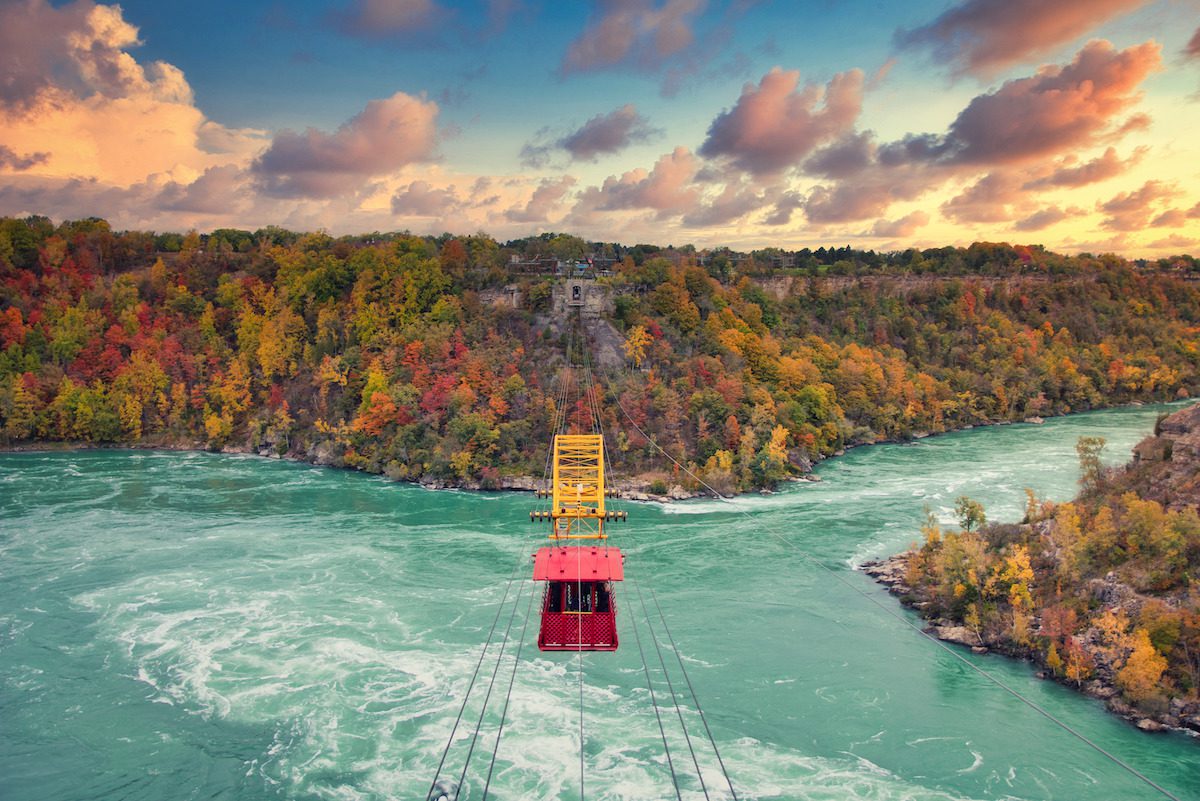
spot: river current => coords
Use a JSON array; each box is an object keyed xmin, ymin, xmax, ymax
[{"xmin": 1, "ymin": 404, "xmax": 1197, "ymax": 800}]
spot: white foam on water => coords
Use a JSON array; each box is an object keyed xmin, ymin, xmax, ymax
[{"xmin": 957, "ymin": 750, "xmax": 984, "ymax": 775}]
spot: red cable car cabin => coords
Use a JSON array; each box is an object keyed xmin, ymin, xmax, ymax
[{"xmin": 533, "ymin": 545, "xmax": 623, "ymax": 651}]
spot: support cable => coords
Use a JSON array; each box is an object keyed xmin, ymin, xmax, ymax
[
  {"xmin": 481, "ymin": 586, "xmax": 538, "ymax": 799},
  {"xmin": 631, "ymin": 575, "xmax": 710, "ymax": 800},
  {"xmin": 622, "ymin": 580, "xmax": 684, "ymax": 801},
  {"xmin": 649, "ymin": 587, "xmax": 739, "ymax": 801},
  {"xmin": 453, "ymin": 574, "xmax": 529, "ymax": 799},
  {"xmin": 602, "ymin": 368, "xmax": 1182, "ymax": 801},
  {"xmin": 425, "ymin": 546, "xmax": 531, "ymax": 801}
]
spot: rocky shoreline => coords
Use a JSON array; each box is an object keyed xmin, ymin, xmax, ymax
[{"xmin": 861, "ymin": 553, "xmax": 1200, "ymax": 737}]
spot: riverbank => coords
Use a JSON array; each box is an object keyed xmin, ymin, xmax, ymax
[
  {"xmin": 1, "ymin": 400, "xmax": 1183, "ymax": 505},
  {"xmin": 860, "ymin": 401, "xmax": 1200, "ymax": 738},
  {"xmin": 8, "ymin": 400, "xmax": 1181, "ymax": 504},
  {"xmin": 861, "ymin": 553, "xmax": 1200, "ymax": 736}
]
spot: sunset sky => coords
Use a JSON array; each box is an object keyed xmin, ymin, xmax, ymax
[{"xmin": 1, "ymin": 0, "xmax": 1199, "ymax": 255}]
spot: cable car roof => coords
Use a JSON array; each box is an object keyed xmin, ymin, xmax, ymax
[{"xmin": 533, "ymin": 546, "xmax": 624, "ymax": 582}]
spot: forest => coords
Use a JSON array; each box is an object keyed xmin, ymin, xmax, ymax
[{"xmin": 1, "ymin": 214, "xmax": 1199, "ymax": 496}]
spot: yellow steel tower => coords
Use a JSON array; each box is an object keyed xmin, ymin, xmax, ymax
[{"xmin": 530, "ymin": 434, "xmax": 626, "ymax": 538}]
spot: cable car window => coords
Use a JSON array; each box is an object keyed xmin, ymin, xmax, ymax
[
  {"xmin": 546, "ymin": 582, "xmax": 563, "ymax": 612},
  {"xmin": 595, "ymin": 583, "xmax": 610, "ymax": 613},
  {"xmin": 564, "ymin": 581, "xmax": 594, "ymax": 613}
]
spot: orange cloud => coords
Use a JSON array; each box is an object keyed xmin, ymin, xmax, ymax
[
  {"xmin": 252, "ymin": 92, "xmax": 439, "ymax": 198},
  {"xmin": 575, "ymin": 146, "xmax": 701, "ymax": 218},
  {"xmin": 941, "ymin": 171, "xmax": 1024, "ymax": 223},
  {"xmin": 871, "ymin": 211, "xmax": 930, "ymax": 238},
  {"xmin": 799, "ymin": 40, "xmax": 1161, "ymax": 225},
  {"xmin": 1014, "ymin": 205, "xmax": 1084, "ymax": 231},
  {"xmin": 700, "ymin": 67, "xmax": 864, "ymax": 175},
  {"xmin": 1022, "ymin": 147, "xmax": 1144, "ymax": 190},
  {"xmin": 561, "ymin": 0, "xmax": 704, "ymax": 74},
  {"xmin": 505, "ymin": 176, "xmax": 577, "ymax": 223},
  {"xmin": 0, "ymin": 0, "xmax": 265, "ymax": 186},
  {"xmin": 1098, "ymin": 180, "xmax": 1181, "ymax": 231},
  {"xmin": 939, "ymin": 40, "xmax": 1160, "ymax": 165},
  {"xmin": 897, "ymin": 0, "xmax": 1152, "ymax": 77}
]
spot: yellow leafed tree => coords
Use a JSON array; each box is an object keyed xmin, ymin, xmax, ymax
[
  {"xmin": 623, "ymin": 325, "xmax": 651, "ymax": 368},
  {"xmin": 1117, "ymin": 628, "xmax": 1167, "ymax": 702}
]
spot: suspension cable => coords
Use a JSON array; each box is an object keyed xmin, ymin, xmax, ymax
[
  {"xmin": 601, "ymin": 367, "xmax": 1183, "ymax": 801},
  {"xmin": 453, "ymin": 574, "xmax": 529, "ymax": 799},
  {"xmin": 649, "ymin": 587, "xmax": 739, "ymax": 801},
  {"xmin": 631, "ymin": 575, "xmax": 710, "ymax": 800},
  {"xmin": 425, "ymin": 544, "xmax": 531, "ymax": 801},
  {"xmin": 481, "ymin": 585, "xmax": 538, "ymax": 799},
  {"xmin": 621, "ymin": 579, "xmax": 684, "ymax": 801}
]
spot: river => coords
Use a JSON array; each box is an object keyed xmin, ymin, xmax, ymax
[{"xmin": 1, "ymin": 404, "xmax": 1197, "ymax": 800}]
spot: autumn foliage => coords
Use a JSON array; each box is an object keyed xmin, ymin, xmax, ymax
[
  {"xmin": 905, "ymin": 433, "xmax": 1200, "ymax": 720},
  {"xmin": 2, "ymin": 217, "xmax": 1200, "ymax": 498}
]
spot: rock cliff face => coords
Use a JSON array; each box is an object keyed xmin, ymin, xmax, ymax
[{"xmin": 1131, "ymin": 403, "xmax": 1200, "ymax": 511}]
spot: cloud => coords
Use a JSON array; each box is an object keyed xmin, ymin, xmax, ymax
[
  {"xmin": 1014, "ymin": 205, "xmax": 1082, "ymax": 231},
  {"xmin": 1098, "ymin": 180, "xmax": 1181, "ymax": 230},
  {"xmin": 763, "ymin": 191, "xmax": 803, "ymax": 226},
  {"xmin": 699, "ymin": 67, "xmax": 864, "ymax": 175},
  {"xmin": 870, "ymin": 210, "xmax": 930, "ymax": 238},
  {"xmin": 682, "ymin": 179, "xmax": 768, "ymax": 226},
  {"xmin": 941, "ymin": 171, "xmax": 1023, "ymax": 223},
  {"xmin": 803, "ymin": 131, "xmax": 875, "ymax": 179},
  {"xmin": 804, "ymin": 161, "xmax": 942, "ymax": 224},
  {"xmin": 505, "ymin": 176, "xmax": 576, "ymax": 223},
  {"xmin": 896, "ymin": 0, "xmax": 1151, "ymax": 77},
  {"xmin": 561, "ymin": 0, "xmax": 704, "ymax": 74},
  {"xmin": 1146, "ymin": 235, "xmax": 1198, "ymax": 251},
  {"xmin": 0, "ymin": 0, "xmax": 184, "ymax": 110},
  {"xmin": 0, "ymin": 0, "xmax": 194, "ymax": 110},
  {"xmin": 797, "ymin": 40, "xmax": 1161, "ymax": 225},
  {"xmin": 572, "ymin": 146, "xmax": 701, "ymax": 220},
  {"xmin": 333, "ymin": 0, "xmax": 441, "ymax": 38},
  {"xmin": 0, "ymin": 1, "xmax": 266, "ymax": 187},
  {"xmin": 390, "ymin": 180, "xmax": 462, "ymax": 216},
  {"xmin": 252, "ymin": 92, "xmax": 439, "ymax": 198},
  {"xmin": 158, "ymin": 165, "xmax": 249, "ymax": 214},
  {"xmin": 935, "ymin": 40, "xmax": 1160, "ymax": 166},
  {"xmin": 1022, "ymin": 146, "xmax": 1144, "ymax": 190},
  {"xmin": 0, "ymin": 145, "xmax": 50, "ymax": 171},
  {"xmin": 1186, "ymin": 27, "xmax": 1200, "ymax": 60},
  {"xmin": 561, "ymin": 104, "xmax": 659, "ymax": 161},
  {"xmin": 1151, "ymin": 209, "xmax": 1188, "ymax": 228},
  {"xmin": 521, "ymin": 104, "xmax": 659, "ymax": 167}
]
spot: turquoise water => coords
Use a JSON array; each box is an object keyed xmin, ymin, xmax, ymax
[{"xmin": 1, "ymin": 405, "xmax": 1198, "ymax": 800}]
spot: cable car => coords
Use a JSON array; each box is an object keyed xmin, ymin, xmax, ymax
[
  {"xmin": 530, "ymin": 434, "xmax": 627, "ymax": 652},
  {"xmin": 533, "ymin": 545, "xmax": 622, "ymax": 651}
]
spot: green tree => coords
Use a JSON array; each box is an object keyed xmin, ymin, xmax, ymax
[
  {"xmin": 1076, "ymin": 436, "xmax": 1106, "ymax": 494},
  {"xmin": 955, "ymin": 496, "xmax": 986, "ymax": 533}
]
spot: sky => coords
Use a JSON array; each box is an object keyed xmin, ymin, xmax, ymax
[{"xmin": 1, "ymin": 0, "xmax": 1199, "ymax": 256}]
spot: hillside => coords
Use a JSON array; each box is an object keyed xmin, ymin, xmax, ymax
[
  {"xmin": 2, "ymin": 216, "xmax": 1200, "ymax": 496},
  {"xmin": 867, "ymin": 403, "xmax": 1200, "ymax": 734}
]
